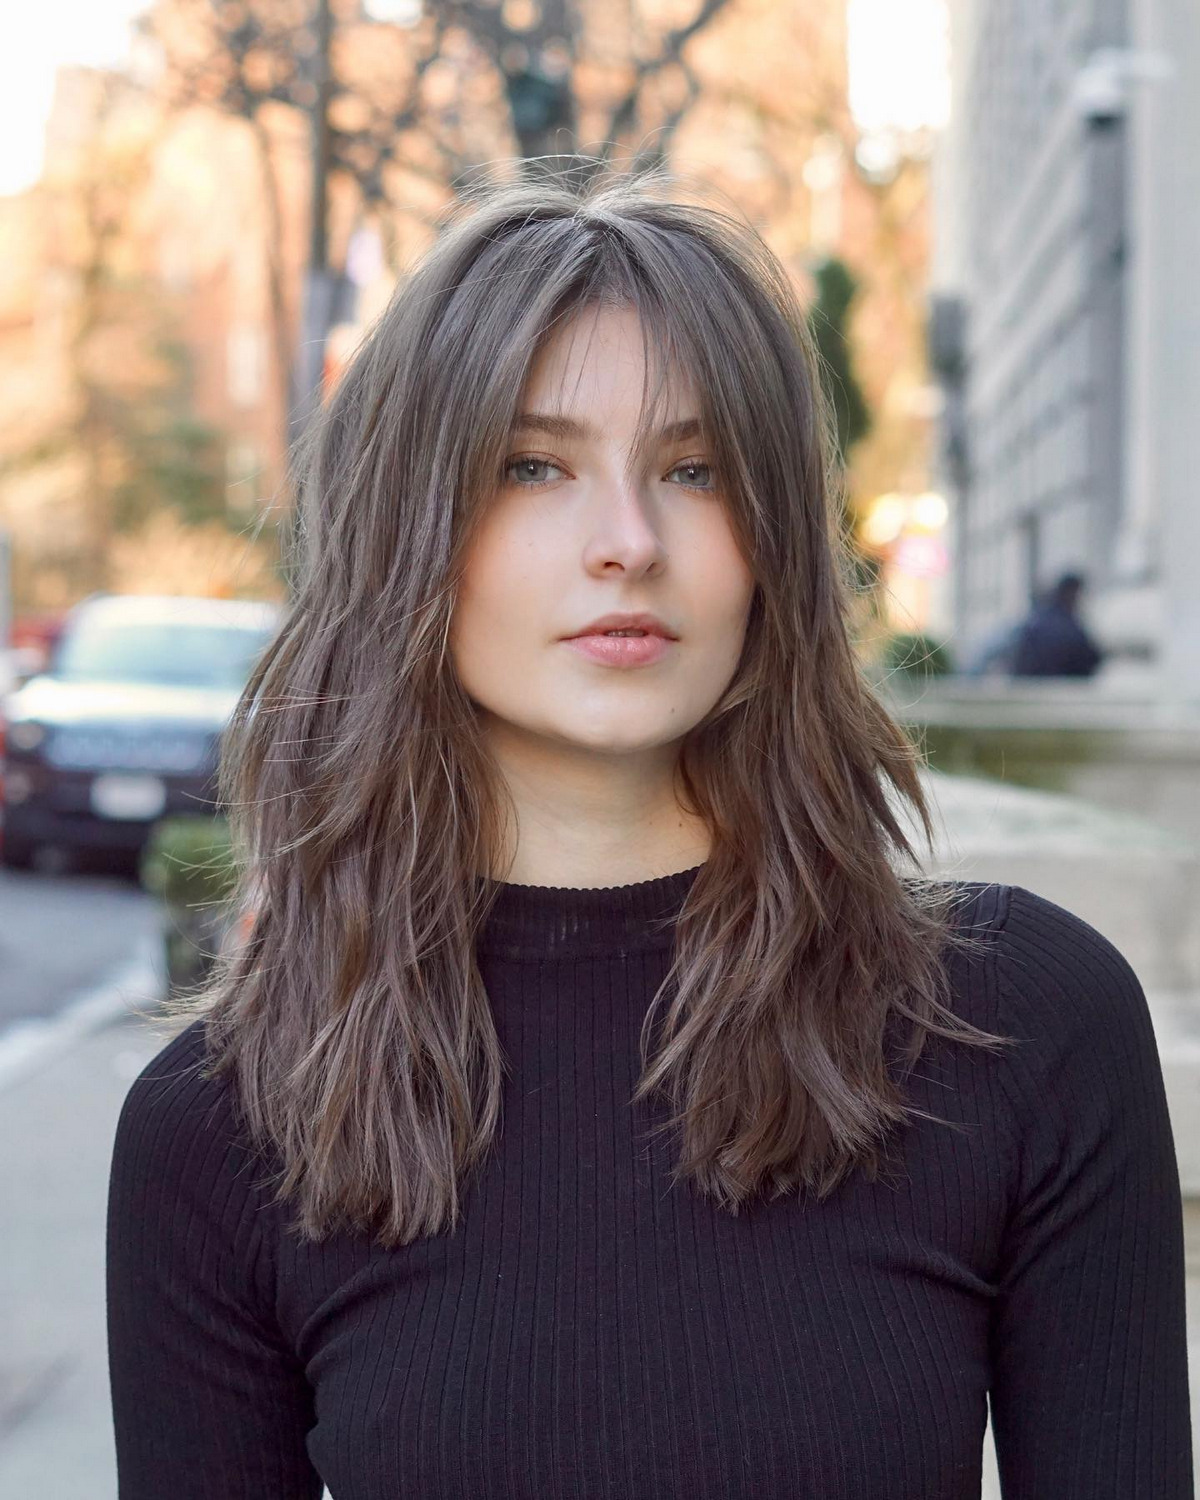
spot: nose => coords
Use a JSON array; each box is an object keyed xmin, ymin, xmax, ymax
[{"xmin": 580, "ymin": 480, "xmax": 667, "ymax": 577}]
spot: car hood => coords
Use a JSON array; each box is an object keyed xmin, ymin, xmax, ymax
[{"xmin": 6, "ymin": 675, "xmax": 242, "ymax": 729}]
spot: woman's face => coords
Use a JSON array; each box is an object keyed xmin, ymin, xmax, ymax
[{"xmin": 449, "ymin": 303, "xmax": 756, "ymax": 765}]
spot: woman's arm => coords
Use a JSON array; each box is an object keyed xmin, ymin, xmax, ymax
[
  {"xmin": 988, "ymin": 886, "xmax": 1193, "ymax": 1497},
  {"xmin": 106, "ymin": 1020, "xmax": 324, "ymax": 1499}
]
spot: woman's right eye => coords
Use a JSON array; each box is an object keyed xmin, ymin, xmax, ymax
[{"xmin": 504, "ymin": 456, "xmax": 564, "ymax": 489}]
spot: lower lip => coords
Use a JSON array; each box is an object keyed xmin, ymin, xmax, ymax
[{"xmin": 563, "ymin": 633, "xmax": 674, "ymax": 666}]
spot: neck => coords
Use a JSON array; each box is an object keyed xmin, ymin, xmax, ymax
[
  {"xmin": 496, "ymin": 827, "xmax": 712, "ymax": 889},
  {"xmin": 480, "ymin": 718, "xmax": 710, "ymax": 888}
]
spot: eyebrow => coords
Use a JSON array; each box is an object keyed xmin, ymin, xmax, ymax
[{"xmin": 512, "ymin": 412, "xmax": 703, "ymax": 445}]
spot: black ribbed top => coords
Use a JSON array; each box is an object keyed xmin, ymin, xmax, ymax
[
  {"xmin": 105, "ymin": 876, "xmax": 1194, "ymax": 1498},
  {"xmin": 473, "ymin": 861, "xmax": 707, "ymax": 959}
]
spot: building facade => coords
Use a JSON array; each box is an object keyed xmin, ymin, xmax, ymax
[{"xmin": 932, "ymin": 0, "xmax": 1200, "ymax": 706}]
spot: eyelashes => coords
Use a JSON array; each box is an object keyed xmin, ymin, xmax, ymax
[
  {"xmin": 503, "ymin": 456, "xmax": 562, "ymax": 489},
  {"xmin": 502, "ymin": 455, "xmax": 716, "ymax": 493}
]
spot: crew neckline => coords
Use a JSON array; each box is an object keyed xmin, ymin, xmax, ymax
[{"xmin": 474, "ymin": 861, "xmax": 706, "ymax": 960}]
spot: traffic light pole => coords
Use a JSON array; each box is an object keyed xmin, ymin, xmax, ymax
[{"xmin": 290, "ymin": 0, "xmax": 335, "ymax": 446}]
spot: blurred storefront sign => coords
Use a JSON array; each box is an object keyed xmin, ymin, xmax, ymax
[
  {"xmin": 861, "ymin": 489, "xmax": 951, "ymax": 636},
  {"xmin": 893, "ymin": 532, "xmax": 948, "ymax": 580}
]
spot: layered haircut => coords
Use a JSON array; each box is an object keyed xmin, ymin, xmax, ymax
[{"xmin": 167, "ymin": 170, "xmax": 1015, "ymax": 1247}]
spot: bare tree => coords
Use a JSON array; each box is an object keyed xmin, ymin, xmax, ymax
[
  {"xmin": 0, "ymin": 70, "xmax": 228, "ymax": 597},
  {"xmin": 143, "ymin": 0, "xmax": 736, "ymax": 456},
  {"xmin": 147, "ymin": 0, "xmax": 737, "ymax": 210}
]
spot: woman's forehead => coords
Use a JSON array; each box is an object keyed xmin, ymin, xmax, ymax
[{"xmin": 519, "ymin": 308, "xmax": 703, "ymax": 426}]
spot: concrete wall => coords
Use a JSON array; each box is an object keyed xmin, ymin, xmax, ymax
[
  {"xmin": 933, "ymin": 0, "xmax": 1200, "ymax": 706},
  {"xmin": 1120, "ymin": 0, "xmax": 1200, "ymax": 702}
]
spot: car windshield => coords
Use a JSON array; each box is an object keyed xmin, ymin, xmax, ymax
[{"xmin": 53, "ymin": 618, "xmax": 273, "ymax": 690}]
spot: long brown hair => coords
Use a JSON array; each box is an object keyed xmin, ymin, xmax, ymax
[{"xmin": 164, "ymin": 169, "xmax": 1015, "ymax": 1247}]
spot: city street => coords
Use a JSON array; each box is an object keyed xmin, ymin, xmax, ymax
[
  {"xmin": 0, "ymin": 863, "xmax": 159, "ymax": 1034},
  {"xmin": 3, "ymin": 0, "xmax": 1199, "ymax": 1487}
]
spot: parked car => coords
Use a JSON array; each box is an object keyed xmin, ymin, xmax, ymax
[{"xmin": 0, "ymin": 592, "xmax": 279, "ymax": 871}]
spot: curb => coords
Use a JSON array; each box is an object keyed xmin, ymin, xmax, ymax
[
  {"xmin": 0, "ymin": 935, "xmax": 165, "ymax": 1095},
  {"xmin": 1144, "ymin": 991, "xmax": 1200, "ymax": 1199}
]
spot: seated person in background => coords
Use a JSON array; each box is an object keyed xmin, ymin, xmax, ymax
[{"xmin": 1010, "ymin": 570, "xmax": 1104, "ymax": 678}]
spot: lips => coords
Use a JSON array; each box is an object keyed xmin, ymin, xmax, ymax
[
  {"xmin": 564, "ymin": 612, "xmax": 677, "ymax": 640},
  {"xmin": 563, "ymin": 633, "xmax": 672, "ymax": 667}
]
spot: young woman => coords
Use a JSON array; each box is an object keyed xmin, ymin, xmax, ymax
[{"xmin": 106, "ymin": 174, "xmax": 1192, "ymax": 1498}]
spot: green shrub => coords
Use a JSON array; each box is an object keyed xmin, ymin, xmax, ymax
[
  {"xmin": 880, "ymin": 631, "xmax": 955, "ymax": 679},
  {"xmin": 140, "ymin": 814, "xmax": 239, "ymax": 907},
  {"xmin": 139, "ymin": 816, "xmax": 241, "ymax": 994}
]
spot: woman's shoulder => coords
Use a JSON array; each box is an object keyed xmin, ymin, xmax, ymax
[
  {"xmin": 117, "ymin": 1014, "xmax": 227, "ymax": 1127},
  {"xmin": 107, "ymin": 1015, "xmax": 285, "ymax": 1327},
  {"xmin": 942, "ymin": 879, "xmax": 1165, "ymax": 1120},
  {"xmin": 988, "ymin": 881, "xmax": 1152, "ymax": 1046},
  {"xmin": 110, "ymin": 1015, "xmax": 266, "ymax": 1212},
  {"xmin": 934, "ymin": 877, "xmax": 1147, "ymax": 1021}
]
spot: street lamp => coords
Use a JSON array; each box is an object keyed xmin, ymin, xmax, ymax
[{"xmin": 1072, "ymin": 47, "xmax": 1175, "ymax": 127}]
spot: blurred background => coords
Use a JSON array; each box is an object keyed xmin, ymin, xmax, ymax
[{"xmin": 0, "ymin": 0, "xmax": 1196, "ymax": 1495}]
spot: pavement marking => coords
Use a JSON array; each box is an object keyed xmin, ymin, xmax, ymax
[
  {"xmin": 0, "ymin": 935, "xmax": 165, "ymax": 1095},
  {"xmin": 0, "ymin": 1354, "xmax": 74, "ymax": 1443}
]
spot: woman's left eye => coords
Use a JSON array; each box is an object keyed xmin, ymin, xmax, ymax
[{"xmin": 667, "ymin": 460, "xmax": 715, "ymax": 491}]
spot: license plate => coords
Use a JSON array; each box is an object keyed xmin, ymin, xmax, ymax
[{"xmin": 89, "ymin": 773, "xmax": 167, "ymax": 821}]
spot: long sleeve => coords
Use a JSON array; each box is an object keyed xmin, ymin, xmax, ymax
[
  {"xmin": 105, "ymin": 1020, "xmax": 324, "ymax": 1499},
  {"xmin": 987, "ymin": 886, "xmax": 1194, "ymax": 1497}
]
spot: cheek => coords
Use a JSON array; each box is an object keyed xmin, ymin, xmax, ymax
[
  {"xmin": 451, "ymin": 524, "xmax": 550, "ymax": 672},
  {"xmin": 692, "ymin": 527, "xmax": 756, "ymax": 631},
  {"xmin": 465, "ymin": 504, "xmax": 560, "ymax": 601}
]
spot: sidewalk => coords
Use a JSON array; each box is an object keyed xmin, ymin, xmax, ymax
[{"xmin": 0, "ymin": 1007, "xmax": 167, "ymax": 1499}]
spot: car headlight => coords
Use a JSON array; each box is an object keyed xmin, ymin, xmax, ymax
[{"xmin": 7, "ymin": 721, "xmax": 47, "ymax": 752}]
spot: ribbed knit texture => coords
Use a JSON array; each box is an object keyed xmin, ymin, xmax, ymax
[{"xmin": 105, "ymin": 875, "xmax": 1194, "ymax": 1498}]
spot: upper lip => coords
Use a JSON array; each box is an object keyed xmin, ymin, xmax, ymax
[{"xmin": 564, "ymin": 611, "xmax": 678, "ymax": 640}]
